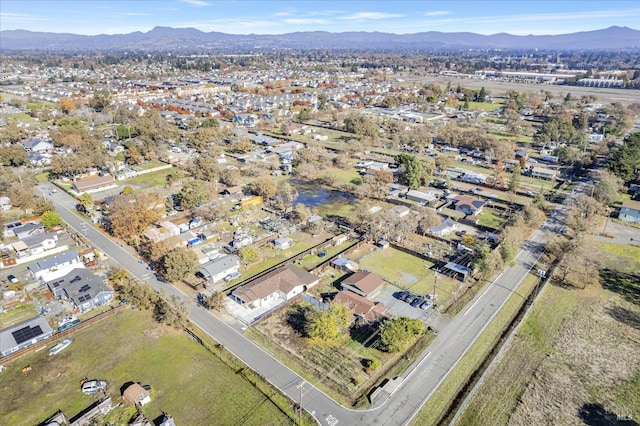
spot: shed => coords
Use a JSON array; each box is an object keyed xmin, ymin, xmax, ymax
[
  {"xmin": 273, "ymin": 237, "xmax": 294, "ymax": 250},
  {"xmin": 123, "ymin": 383, "xmax": 151, "ymax": 406},
  {"xmin": 341, "ymin": 271, "xmax": 385, "ymax": 298}
]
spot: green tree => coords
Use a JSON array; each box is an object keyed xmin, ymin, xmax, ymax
[
  {"xmin": 0, "ymin": 145, "xmax": 28, "ymax": 166},
  {"xmin": 607, "ymin": 132, "xmax": 640, "ymax": 182},
  {"xmin": 379, "ymin": 316, "xmax": 425, "ymax": 352},
  {"xmin": 162, "ymin": 247, "xmax": 199, "ymax": 282},
  {"xmin": 200, "ymin": 117, "xmax": 219, "ymax": 128},
  {"xmin": 252, "ymin": 176, "xmax": 277, "ymax": 199},
  {"xmin": 40, "ymin": 210, "xmax": 63, "ymax": 230},
  {"xmin": 305, "ymin": 304, "xmax": 350, "ymax": 343},
  {"xmin": 79, "ymin": 193, "xmax": 93, "ymax": 208},
  {"xmin": 395, "ymin": 153, "xmax": 423, "ymax": 189},
  {"xmin": 238, "ymin": 246, "xmax": 259, "ymax": 263},
  {"xmin": 593, "ymin": 171, "xmax": 622, "ymax": 205},
  {"xmin": 89, "ymin": 89, "xmax": 112, "ymax": 111}
]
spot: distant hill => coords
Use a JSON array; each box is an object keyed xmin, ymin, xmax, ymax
[{"xmin": 1, "ymin": 26, "xmax": 638, "ymax": 51}]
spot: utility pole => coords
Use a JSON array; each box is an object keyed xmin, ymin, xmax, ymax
[
  {"xmin": 296, "ymin": 381, "xmax": 304, "ymax": 425},
  {"xmin": 433, "ymin": 271, "xmax": 438, "ymax": 310}
]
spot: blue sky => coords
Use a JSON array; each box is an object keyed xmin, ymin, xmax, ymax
[{"xmin": 1, "ymin": 1, "xmax": 639, "ymax": 36}]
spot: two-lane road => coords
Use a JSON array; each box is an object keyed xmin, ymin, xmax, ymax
[{"xmin": 42, "ymin": 185, "xmax": 548, "ymax": 425}]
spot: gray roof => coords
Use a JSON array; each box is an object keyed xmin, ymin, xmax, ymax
[
  {"xmin": 199, "ymin": 255, "xmax": 240, "ymax": 278},
  {"xmin": 20, "ymin": 231, "xmax": 57, "ymax": 248},
  {"xmin": 0, "ymin": 315, "xmax": 53, "ymax": 355},
  {"xmin": 28, "ymin": 251, "xmax": 79, "ymax": 274},
  {"xmin": 13, "ymin": 222, "xmax": 44, "ymax": 237},
  {"xmin": 46, "ymin": 268, "xmax": 111, "ymax": 305}
]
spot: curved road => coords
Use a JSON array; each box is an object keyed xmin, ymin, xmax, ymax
[{"xmin": 41, "ymin": 185, "xmax": 547, "ymax": 426}]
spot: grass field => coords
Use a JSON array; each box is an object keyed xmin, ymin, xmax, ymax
[
  {"xmin": 476, "ymin": 209, "xmax": 503, "ymax": 229},
  {"xmin": 596, "ymin": 241, "xmax": 640, "ymax": 274},
  {"xmin": 359, "ymin": 247, "xmax": 459, "ymax": 301},
  {"xmin": 0, "ymin": 303, "xmax": 38, "ymax": 328},
  {"xmin": 0, "ymin": 309, "xmax": 294, "ymax": 426},
  {"xmin": 123, "ymin": 168, "xmax": 175, "ymax": 187},
  {"xmin": 412, "ymin": 273, "xmax": 539, "ymax": 425},
  {"xmin": 452, "ymin": 243, "xmax": 640, "ymax": 425}
]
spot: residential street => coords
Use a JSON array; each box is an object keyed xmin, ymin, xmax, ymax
[{"xmin": 40, "ymin": 184, "xmax": 549, "ymax": 426}]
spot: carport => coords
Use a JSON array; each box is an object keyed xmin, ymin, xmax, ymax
[{"xmin": 442, "ymin": 262, "xmax": 473, "ymax": 282}]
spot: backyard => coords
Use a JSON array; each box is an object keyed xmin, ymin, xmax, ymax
[{"xmin": 0, "ymin": 309, "xmax": 297, "ymax": 426}]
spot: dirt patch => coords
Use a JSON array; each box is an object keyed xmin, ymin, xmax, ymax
[{"xmin": 143, "ymin": 328, "xmax": 165, "ymax": 339}]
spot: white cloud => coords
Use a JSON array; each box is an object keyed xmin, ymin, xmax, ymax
[
  {"xmin": 424, "ymin": 11, "xmax": 451, "ymax": 17},
  {"xmin": 0, "ymin": 12, "xmax": 43, "ymax": 24},
  {"xmin": 339, "ymin": 12, "xmax": 404, "ymax": 21},
  {"xmin": 177, "ymin": 0, "xmax": 209, "ymax": 7},
  {"xmin": 283, "ymin": 18, "xmax": 328, "ymax": 25},
  {"xmin": 119, "ymin": 12, "xmax": 149, "ymax": 17}
]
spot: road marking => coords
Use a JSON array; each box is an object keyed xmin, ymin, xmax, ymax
[
  {"xmin": 325, "ymin": 415, "xmax": 339, "ymax": 426},
  {"xmin": 463, "ymin": 271, "xmax": 502, "ymax": 316}
]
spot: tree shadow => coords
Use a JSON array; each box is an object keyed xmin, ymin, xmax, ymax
[
  {"xmin": 578, "ymin": 402, "xmax": 638, "ymax": 425},
  {"xmin": 286, "ymin": 305, "xmax": 309, "ymax": 335},
  {"xmin": 599, "ymin": 268, "xmax": 640, "ymax": 305},
  {"xmin": 605, "ymin": 305, "xmax": 640, "ymax": 330}
]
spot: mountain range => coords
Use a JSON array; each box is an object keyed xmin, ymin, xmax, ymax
[{"xmin": 1, "ymin": 26, "xmax": 638, "ymax": 51}]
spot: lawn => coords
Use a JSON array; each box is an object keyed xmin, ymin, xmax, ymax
[
  {"xmin": 0, "ymin": 309, "xmax": 294, "ymax": 426},
  {"xmin": 476, "ymin": 209, "xmax": 504, "ymax": 229},
  {"xmin": 596, "ymin": 241, "xmax": 640, "ymax": 274},
  {"xmin": 359, "ymin": 247, "xmax": 460, "ymax": 301},
  {"xmin": 412, "ymin": 273, "xmax": 539, "ymax": 425},
  {"xmin": 123, "ymin": 168, "xmax": 176, "ymax": 187},
  {"xmin": 0, "ymin": 303, "xmax": 39, "ymax": 328},
  {"xmin": 467, "ymin": 101, "xmax": 503, "ymax": 112}
]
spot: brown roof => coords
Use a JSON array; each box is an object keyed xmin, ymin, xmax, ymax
[
  {"xmin": 333, "ymin": 291, "xmax": 387, "ymax": 323},
  {"xmin": 73, "ymin": 174, "xmax": 115, "ymax": 192},
  {"xmin": 622, "ymin": 199, "xmax": 640, "ymax": 211},
  {"xmin": 123, "ymin": 383, "xmax": 149, "ymax": 405},
  {"xmin": 342, "ymin": 271, "xmax": 384, "ymax": 295},
  {"xmin": 232, "ymin": 264, "xmax": 318, "ymax": 304}
]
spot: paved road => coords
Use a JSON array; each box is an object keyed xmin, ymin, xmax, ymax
[{"xmin": 40, "ymin": 184, "xmax": 548, "ymax": 426}]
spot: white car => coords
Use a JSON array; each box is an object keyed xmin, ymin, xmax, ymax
[{"xmin": 224, "ymin": 272, "xmax": 241, "ymax": 282}]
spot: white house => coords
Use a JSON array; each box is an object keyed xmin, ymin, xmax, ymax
[
  {"xmin": 27, "ymin": 251, "xmax": 83, "ymax": 282},
  {"xmin": 12, "ymin": 232, "xmax": 58, "ymax": 257},
  {"xmin": 429, "ymin": 217, "xmax": 458, "ymax": 236},
  {"xmin": 198, "ymin": 255, "xmax": 241, "ymax": 285},
  {"xmin": 619, "ymin": 200, "xmax": 640, "ymax": 224},
  {"xmin": 273, "ymin": 237, "xmax": 294, "ymax": 251}
]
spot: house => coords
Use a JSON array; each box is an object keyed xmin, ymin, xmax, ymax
[
  {"xmin": 331, "ymin": 257, "xmax": 359, "ymax": 273},
  {"xmin": 23, "ymin": 137, "xmax": 53, "ymax": 153},
  {"xmin": 530, "ymin": 166, "xmax": 557, "ymax": 180},
  {"xmin": 273, "ymin": 237, "xmax": 294, "ymax": 251},
  {"xmin": 46, "ymin": 268, "xmax": 113, "ymax": 313},
  {"xmin": 332, "ymin": 234, "xmax": 348, "ymax": 246},
  {"xmin": 12, "ymin": 232, "xmax": 58, "ymax": 257},
  {"xmin": 27, "ymin": 251, "xmax": 83, "ymax": 281},
  {"xmin": 11, "ymin": 221, "xmax": 45, "ymax": 239},
  {"xmin": 452, "ymin": 195, "xmax": 486, "ymax": 216},
  {"xmin": 430, "ymin": 217, "xmax": 458, "ymax": 236},
  {"xmin": 223, "ymin": 185, "xmax": 244, "ymax": 197},
  {"xmin": 73, "ymin": 174, "xmax": 116, "ymax": 193},
  {"xmin": 389, "ymin": 205, "xmax": 410, "ymax": 218},
  {"xmin": 0, "ymin": 315, "xmax": 54, "ymax": 356},
  {"xmin": 3, "ymin": 217, "xmax": 42, "ymax": 238},
  {"xmin": 405, "ymin": 190, "xmax": 438, "ymax": 205},
  {"xmin": 28, "ymin": 152, "xmax": 52, "ymax": 166},
  {"xmin": 232, "ymin": 264, "xmax": 319, "ymax": 309},
  {"xmin": 198, "ymin": 255, "xmax": 241, "ymax": 285},
  {"xmin": 619, "ymin": 199, "xmax": 640, "ymax": 224},
  {"xmin": 515, "ymin": 150, "xmax": 529, "ymax": 160},
  {"xmin": 144, "ymin": 221, "xmax": 181, "ymax": 243},
  {"xmin": 107, "ymin": 143, "xmax": 125, "ymax": 156},
  {"xmin": 123, "ymin": 383, "xmax": 151, "ymax": 406},
  {"xmin": 341, "ymin": 271, "xmax": 385, "ymax": 298},
  {"xmin": 0, "ymin": 196, "xmax": 11, "ymax": 211},
  {"xmin": 333, "ymin": 291, "xmax": 388, "ymax": 324}
]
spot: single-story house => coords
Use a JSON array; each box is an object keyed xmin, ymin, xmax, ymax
[
  {"xmin": 331, "ymin": 257, "xmax": 359, "ymax": 273},
  {"xmin": 3, "ymin": 218, "xmax": 42, "ymax": 238},
  {"xmin": 223, "ymin": 185, "xmax": 244, "ymax": 196},
  {"xmin": 123, "ymin": 383, "xmax": 151, "ymax": 406},
  {"xmin": 144, "ymin": 221, "xmax": 181, "ymax": 243},
  {"xmin": 28, "ymin": 251, "xmax": 83, "ymax": 282},
  {"xmin": 11, "ymin": 222, "xmax": 45, "ymax": 239},
  {"xmin": 530, "ymin": 166, "xmax": 557, "ymax": 180},
  {"xmin": 0, "ymin": 315, "xmax": 54, "ymax": 356},
  {"xmin": 12, "ymin": 232, "xmax": 58, "ymax": 257},
  {"xmin": 389, "ymin": 205, "xmax": 410, "ymax": 218},
  {"xmin": 46, "ymin": 268, "xmax": 113, "ymax": 313},
  {"xmin": 23, "ymin": 137, "xmax": 53, "ymax": 153},
  {"xmin": 231, "ymin": 264, "xmax": 319, "ymax": 309},
  {"xmin": 28, "ymin": 152, "xmax": 52, "ymax": 166},
  {"xmin": 430, "ymin": 217, "xmax": 458, "ymax": 236},
  {"xmin": 198, "ymin": 255, "xmax": 241, "ymax": 285},
  {"xmin": 333, "ymin": 291, "xmax": 388, "ymax": 324},
  {"xmin": 452, "ymin": 195, "xmax": 486, "ymax": 216},
  {"xmin": 515, "ymin": 150, "xmax": 529, "ymax": 160},
  {"xmin": 405, "ymin": 190, "xmax": 437, "ymax": 205},
  {"xmin": 273, "ymin": 237, "xmax": 294, "ymax": 251},
  {"xmin": 332, "ymin": 234, "xmax": 348, "ymax": 246},
  {"xmin": 73, "ymin": 174, "xmax": 116, "ymax": 193},
  {"xmin": 619, "ymin": 199, "xmax": 640, "ymax": 224},
  {"xmin": 341, "ymin": 271, "xmax": 385, "ymax": 298}
]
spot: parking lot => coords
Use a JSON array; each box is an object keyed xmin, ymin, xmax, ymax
[{"xmin": 373, "ymin": 283, "xmax": 434, "ymax": 321}]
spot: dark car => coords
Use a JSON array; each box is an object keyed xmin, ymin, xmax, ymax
[
  {"xmin": 419, "ymin": 300, "xmax": 432, "ymax": 310},
  {"xmin": 397, "ymin": 291, "xmax": 411, "ymax": 301},
  {"xmin": 318, "ymin": 251, "xmax": 328, "ymax": 258},
  {"xmin": 410, "ymin": 297, "xmax": 424, "ymax": 307},
  {"xmin": 8, "ymin": 274, "xmax": 18, "ymax": 283}
]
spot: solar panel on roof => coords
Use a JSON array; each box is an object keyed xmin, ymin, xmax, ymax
[{"xmin": 12, "ymin": 325, "xmax": 44, "ymax": 344}]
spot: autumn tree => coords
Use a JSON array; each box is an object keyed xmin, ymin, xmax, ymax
[
  {"xmin": 89, "ymin": 89, "xmax": 112, "ymax": 111},
  {"xmin": 592, "ymin": 171, "xmax": 622, "ymax": 205},
  {"xmin": 379, "ymin": 316, "xmax": 425, "ymax": 352},
  {"xmin": 109, "ymin": 191, "xmax": 163, "ymax": 240},
  {"xmin": 238, "ymin": 246, "xmax": 259, "ymax": 264},
  {"xmin": 416, "ymin": 207, "xmax": 441, "ymax": 235},
  {"xmin": 162, "ymin": 247, "xmax": 199, "ymax": 282},
  {"xmin": 206, "ymin": 291, "xmax": 226, "ymax": 311},
  {"xmin": 274, "ymin": 182, "xmax": 297, "ymax": 212},
  {"xmin": 252, "ymin": 177, "xmax": 277, "ymax": 199},
  {"xmin": 58, "ymin": 97, "xmax": 76, "ymax": 114},
  {"xmin": 178, "ymin": 179, "xmax": 210, "ymax": 210},
  {"xmin": 0, "ymin": 145, "xmax": 28, "ymax": 166},
  {"xmin": 305, "ymin": 304, "xmax": 350, "ymax": 343}
]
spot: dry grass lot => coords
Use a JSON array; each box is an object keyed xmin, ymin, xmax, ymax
[
  {"xmin": 0, "ymin": 309, "xmax": 294, "ymax": 426},
  {"xmin": 454, "ymin": 242, "xmax": 640, "ymax": 426}
]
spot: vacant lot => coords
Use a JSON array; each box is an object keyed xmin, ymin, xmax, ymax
[
  {"xmin": 0, "ymin": 309, "xmax": 293, "ymax": 426},
  {"xmin": 453, "ymin": 243, "xmax": 640, "ymax": 425}
]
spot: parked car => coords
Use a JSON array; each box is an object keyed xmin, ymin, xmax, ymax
[
  {"xmin": 419, "ymin": 300, "xmax": 432, "ymax": 310},
  {"xmin": 7, "ymin": 274, "xmax": 18, "ymax": 283},
  {"xmin": 224, "ymin": 272, "xmax": 241, "ymax": 282},
  {"xmin": 318, "ymin": 251, "xmax": 328, "ymax": 258},
  {"xmin": 410, "ymin": 297, "xmax": 424, "ymax": 307},
  {"xmin": 397, "ymin": 291, "xmax": 411, "ymax": 301},
  {"xmin": 455, "ymin": 230, "xmax": 467, "ymax": 237}
]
